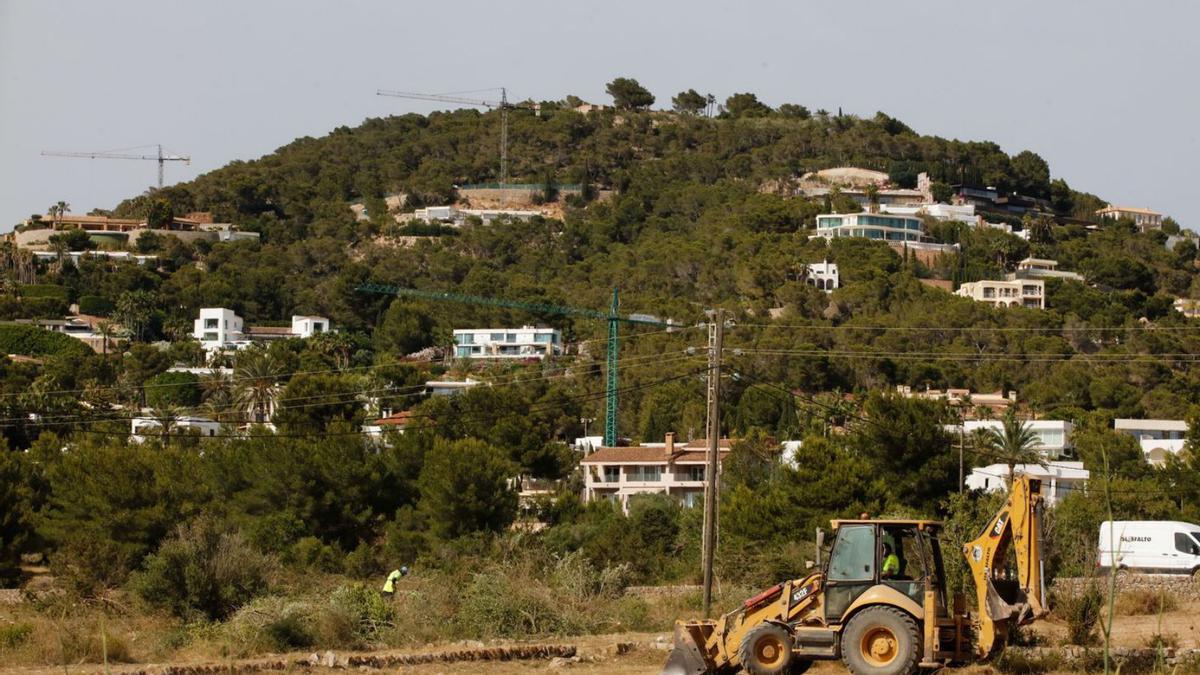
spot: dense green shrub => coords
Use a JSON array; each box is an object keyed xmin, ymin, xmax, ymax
[
  {"xmin": 77, "ymin": 295, "xmax": 114, "ymax": 316},
  {"xmin": 143, "ymin": 371, "xmax": 201, "ymax": 408},
  {"xmin": 0, "ymin": 324, "xmax": 91, "ymax": 357},
  {"xmin": 131, "ymin": 517, "xmax": 274, "ymax": 621},
  {"xmin": 20, "ymin": 296, "xmax": 69, "ymax": 318},
  {"xmin": 18, "ymin": 284, "xmax": 69, "ymax": 301}
]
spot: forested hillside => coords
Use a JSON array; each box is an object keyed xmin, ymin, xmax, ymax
[{"xmin": 3, "ymin": 85, "xmax": 1200, "ymax": 663}]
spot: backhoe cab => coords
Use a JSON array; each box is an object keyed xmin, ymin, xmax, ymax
[{"xmin": 664, "ymin": 475, "xmax": 1047, "ymax": 675}]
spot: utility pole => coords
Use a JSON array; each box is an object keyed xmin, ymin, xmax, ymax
[
  {"xmin": 701, "ymin": 308, "xmax": 725, "ymax": 618},
  {"xmin": 959, "ymin": 415, "xmax": 965, "ymax": 495}
]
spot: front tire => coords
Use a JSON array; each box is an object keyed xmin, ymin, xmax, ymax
[
  {"xmin": 840, "ymin": 607, "xmax": 921, "ymax": 675},
  {"xmin": 738, "ymin": 623, "xmax": 794, "ymax": 675}
]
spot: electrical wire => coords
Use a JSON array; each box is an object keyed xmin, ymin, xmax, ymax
[
  {"xmin": 726, "ymin": 347, "xmax": 1200, "ymax": 364},
  {"xmin": 0, "ymin": 326, "xmax": 697, "ymax": 402},
  {"xmin": 731, "ymin": 321, "xmax": 1200, "ymax": 333},
  {"xmin": 3, "ymin": 351, "xmax": 709, "ymax": 430},
  {"xmin": 73, "ymin": 367, "xmax": 708, "ymax": 439}
]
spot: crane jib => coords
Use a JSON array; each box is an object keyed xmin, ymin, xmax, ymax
[{"xmin": 354, "ymin": 284, "xmax": 672, "ymax": 326}]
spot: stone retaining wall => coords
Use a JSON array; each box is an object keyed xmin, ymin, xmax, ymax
[
  {"xmin": 1009, "ymin": 646, "xmax": 1200, "ymax": 671},
  {"xmin": 1053, "ymin": 574, "xmax": 1200, "ymax": 600}
]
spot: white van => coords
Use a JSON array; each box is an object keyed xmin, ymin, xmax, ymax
[{"xmin": 1098, "ymin": 520, "xmax": 1200, "ymax": 575}]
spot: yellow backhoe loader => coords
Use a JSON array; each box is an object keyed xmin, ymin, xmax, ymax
[{"xmin": 664, "ymin": 474, "xmax": 1047, "ymax": 675}]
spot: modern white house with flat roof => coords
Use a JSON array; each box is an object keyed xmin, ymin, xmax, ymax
[
  {"xmin": 815, "ymin": 212, "xmax": 925, "ymax": 243},
  {"xmin": 960, "ymin": 419, "xmax": 1073, "ymax": 459},
  {"xmin": 1114, "ymin": 419, "xmax": 1189, "ymax": 466},
  {"xmin": 425, "ymin": 378, "xmax": 482, "ymax": 396},
  {"xmin": 966, "ymin": 461, "xmax": 1088, "ymax": 507},
  {"xmin": 811, "ymin": 212, "xmax": 958, "ymax": 255},
  {"xmin": 956, "ymin": 279, "xmax": 1045, "ymax": 309},
  {"xmin": 130, "ymin": 414, "xmax": 221, "ymax": 443},
  {"xmin": 194, "ymin": 308, "xmax": 332, "ymax": 352},
  {"xmin": 879, "ymin": 203, "xmax": 980, "ymax": 226},
  {"xmin": 580, "ymin": 433, "xmax": 732, "ymax": 512},
  {"xmin": 453, "ymin": 326, "xmax": 562, "ymax": 360},
  {"xmin": 193, "ymin": 308, "xmax": 246, "ymax": 351}
]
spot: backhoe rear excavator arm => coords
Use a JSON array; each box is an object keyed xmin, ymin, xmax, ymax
[{"xmin": 962, "ymin": 474, "xmax": 1048, "ymax": 657}]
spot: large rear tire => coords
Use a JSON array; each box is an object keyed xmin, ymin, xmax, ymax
[
  {"xmin": 738, "ymin": 623, "xmax": 794, "ymax": 675},
  {"xmin": 840, "ymin": 607, "xmax": 921, "ymax": 675}
]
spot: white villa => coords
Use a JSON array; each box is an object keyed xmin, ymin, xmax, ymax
[
  {"xmin": 955, "ymin": 279, "xmax": 1045, "ymax": 309},
  {"xmin": 580, "ymin": 433, "xmax": 731, "ymax": 512},
  {"xmin": 193, "ymin": 308, "xmax": 331, "ymax": 352},
  {"xmin": 806, "ymin": 261, "xmax": 839, "ymax": 293},
  {"xmin": 130, "ymin": 414, "xmax": 221, "ymax": 443},
  {"xmin": 965, "ymin": 462, "xmax": 1089, "ymax": 507},
  {"xmin": 960, "ymin": 419, "xmax": 1073, "ymax": 459},
  {"xmin": 1114, "ymin": 419, "xmax": 1189, "ymax": 466},
  {"xmin": 453, "ymin": 326, "xmax": 563, "ymax": 360}
]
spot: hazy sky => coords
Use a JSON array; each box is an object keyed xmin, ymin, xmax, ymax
[{"xmin": 1, "ymin": 0, "xmax": 1197, "ymax": 231}]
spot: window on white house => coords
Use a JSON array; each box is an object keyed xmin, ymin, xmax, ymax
[
  {"xmin": 626, "ymin": 465, "xmax": 663, "ymax": 482},
  {"xmin": 602, "ymin": 466, "xmax": 620, "ymax": 483},
  {"xmin": 205, "ymin": 318, "xmax": 218, "ymax": 329}
]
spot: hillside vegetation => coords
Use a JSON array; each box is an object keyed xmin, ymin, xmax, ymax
[{"xmin": 2, "ymin": 84, "xmax": 1200, "ymax": 667}]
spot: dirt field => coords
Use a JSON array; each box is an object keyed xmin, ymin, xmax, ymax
[{"xmin": 5, "ymin": 602, "xmax": 1199, "ymax": 674}]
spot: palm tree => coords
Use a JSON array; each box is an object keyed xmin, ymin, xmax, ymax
[
  {"xmin": 864, "ymin": 184, "xmax": 880, "ymax": 213},
  {"xmin": 148, "ymin": 405, "xmax": 182, "ymax": 446},
  {"xmin": 94, "ymin": 320, "xmax": 116, "ymax": 356},
  {"xmin": 234, "ymin": 350, "xmax": 283, "ymax": 424},
  {"xmin": 48, "ymin": 201, "xmax": 70, "ymax": 228},
  {"xmin": 978, "ymin": 408, "xmax": 1044, "ymax": 485},
  {"xmin": 199, "ymin": 371, "xmax": 233, "ymax": 422}
]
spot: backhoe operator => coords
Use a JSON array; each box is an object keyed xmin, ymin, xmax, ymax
[{"xmin": 881, "ymin": 543, "xmax": 900, "ymax": 579}]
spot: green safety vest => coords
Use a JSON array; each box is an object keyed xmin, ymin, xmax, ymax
[{"xmin": 883, "ymin": 553, "xmax": 900, "ymax": 576}]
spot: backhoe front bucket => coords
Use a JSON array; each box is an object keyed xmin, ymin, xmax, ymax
[{"xmin": 662, "ymin": 621, "xmax": 717, "ymax": 675}]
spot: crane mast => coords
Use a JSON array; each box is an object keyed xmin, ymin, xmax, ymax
[
  {"xmin": 377, "ymin": 87, "xmax": 532, "ymax": 188},
  {"xmin": 356, "ymin": 284, "xmax": 672, "ymax": 447}
]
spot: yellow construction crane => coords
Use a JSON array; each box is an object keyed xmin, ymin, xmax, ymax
[
  {"xmin": 376, "ymin": 88, "xmax": 538, "ymax": 187},
  {"xmin": 42, "ymin": 144, "xmax": 190, "ymax": 189}
]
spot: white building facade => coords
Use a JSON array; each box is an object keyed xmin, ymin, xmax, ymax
[
  {"xmin": 961, "ymin": 419, "xmax": 1073, "ymax": 459},
  {"xmin": 453, "ymin": 326, "xmax": 563, "ymax": 360},
  {"xmin": 290, "ymin": 315, "xmax": 329, "ymax": 338},
  {"xmin": 965, "ymin": 462, "xmax": 1089, "ymax": 507},
  {"xmin": 955, "ymin": 279, "xmax": 1045, "ymax": 309},
  {"xmin": 130, "ymin": 415, "xmax": 221, "ymax": 443},
  {"xmin": 193, "ymin": 308, "xmax": 331, "ymax": 352},
  {"xmin": 580, "ymin": 434, "xmax": 729, "ymax": 512},
  {"xmin": 193, "ymin": 308, "xmax": 245, "ymax": 351},
  {"xmin": 806, "ymin": 261, "xmax": 839, "ymax": 293},
  {"xmin": 1114, "ymin": 419, "xmax": 1189, "ymax": 466}
]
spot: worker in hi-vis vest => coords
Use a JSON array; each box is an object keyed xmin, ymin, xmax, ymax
[{"xmin": 382, "ymin": 566, "xmax": 408, "ymax": 595}]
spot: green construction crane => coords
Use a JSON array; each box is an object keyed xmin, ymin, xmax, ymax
[{"xmin": 356, "ymin": 283, "xmax": 670, "ymax": 446}]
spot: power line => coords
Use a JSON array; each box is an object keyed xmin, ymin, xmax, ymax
[
  {"xmin": 72, "ymin": 368, "xmax": 707, "ymax": 439},
  {"xmin": 726, "ymin": 347, "xmax": 1200, "ymax": 364},
  {"xmin": 731, "ymin": 321, "xmax": 1200, "ymax": 333},
  {"xmin": 1, "ymin": 351, "xmax": 708, "ymax": 429},
  {"xmin": 0, "ymin": 327, "xmax": 696, "ymax": 402}
]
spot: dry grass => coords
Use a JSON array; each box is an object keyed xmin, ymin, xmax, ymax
[{"xmin": 1116, "ymin": 588, "xmax": 1179, "ymax": 616}]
